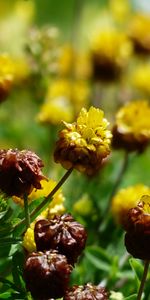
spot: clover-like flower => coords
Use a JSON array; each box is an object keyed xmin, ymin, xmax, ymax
[
  {"xmin": 112, "ymin": 100, "xmax": 150, "ymax": 152},
  {"xmin": 111, "ymin": 184, "xmax": 150, "ymax": 227},
  {"xmin": 54, "ymin": 106, "xmax": 112, "ymax": 175},
  {"xmin": 0, "ymin": 149, "xmax": 45, "ymax": 197},
  {"xmin": 64, "ymin": 283, "xmax": 108, "ymax": 300},
  {"xmin": 34, "ymin": 213, "xmax": 87, "ymax": 265},
  {"xmin": 128, "ymin": 13, "xmax": 150, "ymax": 55},
  {"xmin": 125, "ymin": 195, "xmax": 150, "ymax": 260},
  {"xmin": 90, "ymin": 29, "xmax": 132, "ymax": 81},
  {"xmin": 24, "ymin": 250, "xmax": 72, "ymax": 300}
]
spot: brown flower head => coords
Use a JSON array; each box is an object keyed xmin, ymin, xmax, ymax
[
  {"xmin": 64, "ymin": 283, "xmax": 109, "ymax": 300},
  {"xmin": 125, "ymin": 195, "xmax": 150, "ymax": 260},
  {"xmin": 0, "ymin": 149, "xmax": 45, "ymax": 197},
  {"xmin": 112, "ymin": 100, "xmax": 150, "ymax": 152},
  {"xmin": 54, "ymin": 106, "xmax": 112, "ymax": 176},
  {"xmin": 34, "ymin": 213, "xmax": 87, "ymax": 265},
  {"xmin": 24, "ymin": 249, "xmax": 72, "ymax": 300}
]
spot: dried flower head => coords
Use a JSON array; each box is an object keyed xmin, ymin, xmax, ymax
[
  {"xmin": 0, "ymin": 149, "xmax": 45, "ymax": 197},
  {"xmin": 111, "ymin": 184, "xmax": 150, "ymax": 227},
  {"xmin": 112, "ymin": 100, "xmax": 150, "ymax": 152},
  {"xmin": 24, "ymin": 250, "xmax": 72, "ymax": 299},
  {"xmin": 128, "ymin": 14, "xmax": 150, "ymax": 55},
  {"xmin": 64, "ymin": 283, "xmax": 109, "ymax": 300},
  {"xmin": 54, "ymin": 106, "xmax": 112, "ymax": 175},
  {"xmin": 125, "ymin": 195, "xmax": 150, "ymax": 260},
  {"xmin": 90, "ymin": 29, "xmax": 132, "ymax": 81},
  {"xmin": 34, "ymin": 213, "xmax": 87, "ymax": 265}
]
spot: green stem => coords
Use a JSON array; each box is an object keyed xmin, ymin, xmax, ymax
[
  {"xmin": 30, "ymin": 167, "xmax": 73, "ymax": 220},
  {"xmin": 109, "ymin": 151, "xmax": 129, "ymax": 203},
  {"xmin": 23, "ymin": 193, "xmax": 30, "ymax": 230},
  {"xmin": 14, "ymin": 168, "xmax": 73, "ymax": 231},
  {"xmin": 137, "ymin": 260, "xmax": 149, "ymax": 300}
]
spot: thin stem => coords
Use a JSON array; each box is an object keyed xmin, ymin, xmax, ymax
[
  {"xmin": 23, "ymin": 193, "xmax": 30, "ymax": 230},
  {"xmin": 137, "ymin": 260, "xmax": 149, "ymax": 300},
  {"xmin": 14, "ymin": 168, "xmax": 73, "ymax": 231},
  {"xmin": 30, "ymin": 167, "xmax": 73, "ymax": 220},
  {"xmin": 109, "ymin": 151, "xmax": 129, "ymax": 203}
]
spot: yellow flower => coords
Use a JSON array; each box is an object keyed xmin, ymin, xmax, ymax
[
  {"xmin": 54, "ymin": 106, "xmax": 112, "ymax": 175},
  {"xmin": 37, "ymin": 79, "xmax": 90, "ymax": 124},
  {"xmin": 112, "ymin": 100, "xmax": 150, "ymax": 152},
  {"xmin": 73, "ymin": 194, "xmax": 94, "ymax": 216},
  {"xmin": 22, "ymin": 179, "xmax": 65, "ymax": 252},
  {"xmin": 58, "ymin": 44, "xmax": 92, "ymax": 79},
  {"xmin": 131, "ymin": 64, "xmax": 150, "ymax": 95},
  {"xmin": 128, "ymin": 14, "xmax": 150, "ymax": 54},
  {"xmin": 0, "ymin": 54, "xmax": 15, "ymax": 102},
  {"xmin": 109, "ymin": 0, "xmax": 131, "ymax": 23},
  {"xmin": 111, "ymin": 184, "xmax": 150, "ymax": 226},
  {"xmin": 90, "ymin": 29, "xmax": 132, "ymax": 81}
]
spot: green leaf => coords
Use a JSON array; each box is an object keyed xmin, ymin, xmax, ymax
[
  {"xmin": 12, "ymin": 250, "xmax": 26, "ymax": 292},
  {"xmin": 124, "ymin": 294, "xmax": 137, "ymax": 300},
  {"xmin": 0, "ymin": 292, "xmax": 12, "ymax": 299},
  {"xmin": 85, "ymin": 247, "xmax": 110, "ymax": 272},
  {"xmin": 85, "ymin": 245, "xmax": 112, "ymax": 263},
  {"xmin": 129, "ymin": 258, "xmax": 143, "ymax": 287}
]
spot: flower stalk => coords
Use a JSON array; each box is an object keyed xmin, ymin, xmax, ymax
[
  {"xmin": 14, "ymin": 167, "xmax": 73, "ymax": 231},
  {"xmin": 137, "ymin": 260, "xmax": 149, "ymax": 300},
  {"xmin": 23, "ymin": 193, "xmax": 30, "ymax": 230}
]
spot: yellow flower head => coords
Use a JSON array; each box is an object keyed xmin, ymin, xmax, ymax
[
  {"xmin": 54, "ymin": 106, "xmax": 112, "ymax": 175},
  {"xmin": 112, "ymin": 100, "xmax": 150, "ymax": 152},
  {"xmin": 90, "ymin": 29, "xmax": 132, "ymax": 81},
  {"xmin": 58, "ymin": 44, "xmax": 92, "ymax": 79},
  {"xmin": 73, "ymin": 194, "xmax": 94, "ymax": 216},
  {"xmin": 37, "ymin": 79, "xmax": 90, "ymax": 125},
  {"xmin": 128, "ymin": 14, "xmax": 150, "ymax": 55},
  {"xmin": 22, "ymin": 179, "xmax": 65, "ymax": 252},
  {"xmin": 111, "ymin": 184, "xmax": 150, "ymax": 227},
  {"xmin": 109, "ymin": 0, "xmax": 131, "ymax": 23},
  {"xmin": 131, "ymin": 64, "xmax": 150, "ymax": 95},
  {"xmin": 0, "ymin": 54, "xmax": 15, "ymax": 102}
]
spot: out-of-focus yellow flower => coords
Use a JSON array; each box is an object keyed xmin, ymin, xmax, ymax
[
  {"xmin": 54, "ymin": 106, "xmax": 112, "ymax": 175},
  {"xmin": 131, "ymin": 64, "xmax": 150, "ymax": 95},
  {"xmin": 90, "ymin": 29, "xmax": 132, "ymax": 81},
  {"xmin": 0, "ymin": 54, "xmax": 14, "ymax": 102},
  {"xmin": 73, "ymin": 194, "xmax": 94, "ymax": 216},
  {"xmin": 37, "ymin": 79, "xmax": 90, "ymax": 125},
  {"xmin": 112, "ymin": 100, "xmax": 150, "ymax": 152},
  {"xmin": 111, "ymin": 184, "xmax": 150, "ymax": 226},
  {"xmin": 22, "ymin": 179, "xmax": 65, "ymax": 252},
  {"xmin": 128, "ymin": 14, "xmax": 150, "ymax": 55},
  {"xmin": 58, "ymin": 44, "xmax": 92, "ymax": 79},
  {"xmin": 109, "ymin": 0, "xmax": 131, "ymax": 23}
]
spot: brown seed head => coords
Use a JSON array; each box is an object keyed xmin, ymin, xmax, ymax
[
  {"xmin": 24, "ymin": 249, "xmax": 72, "ymax": 300},
  {"xmin": 34, "ymin": 214, "xmax": 87, "ymax": 265},
  {"xmin": 0, "ymin": 149, "xmax": 45, "ymax": 197}
]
